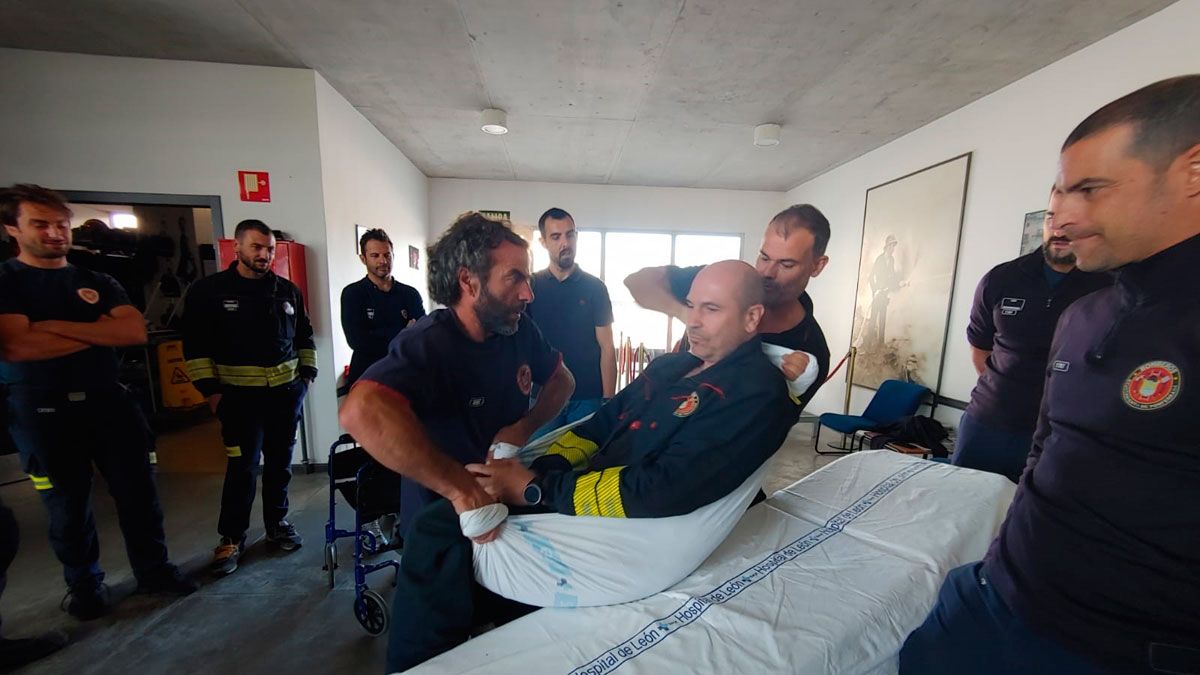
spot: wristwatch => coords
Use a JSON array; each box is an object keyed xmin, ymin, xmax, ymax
[{"xmin": 522, "ymin": 476, "xmax": 543, "ymax": 506}]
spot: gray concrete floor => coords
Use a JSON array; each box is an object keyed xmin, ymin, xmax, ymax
[{"xmin": 2, "ymin": 423, "xmax": 830, "ymax": 674}]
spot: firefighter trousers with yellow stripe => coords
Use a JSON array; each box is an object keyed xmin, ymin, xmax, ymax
[
  {"xmin": 215, "ymin": 379, "xmax": 307, "ymax": 540},
  {"xmin": 1, "ymin": 495, "xmax": 18, "ymax": 632},
  {"xmin": 5, "ymin": 384, "xmax": 168, "ymax": 592}
]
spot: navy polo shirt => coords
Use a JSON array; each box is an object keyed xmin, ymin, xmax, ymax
[
  {"xmin": 340, "ymin": 277, "xmax": 425, "ymax": 385},
  {"xmin": 0, "ymin": 259, "xmax": 130, "ymax": 390},
  {"xmin": 965, "ymin": 250, "xmax": 1110, "ymax": 433},
  {"xmin": 982, "ymin": 234, "xmax": 1200, "ymax": 671},
  {"xmin": 359, "ymin": 308, "xmax": 561, "ymax": 532},
  {"xmin": 666, "ymin": 265, "xmax": 830, "ymax": 408},
  {"xmin": 526, "ymin": 267, "xmax": 613, "ymax": 400}
]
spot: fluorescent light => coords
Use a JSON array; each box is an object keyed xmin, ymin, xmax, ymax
[{"xmin": 111, "ymin": 213, "xmax": 139, "ymax": 230}]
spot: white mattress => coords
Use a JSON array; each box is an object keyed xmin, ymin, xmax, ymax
[{"xmin": 404, "ymin": 450, "xmax": 1016, "ymax": 675}]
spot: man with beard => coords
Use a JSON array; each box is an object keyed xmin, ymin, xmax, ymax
[
  {"xmin": 526, "ymin": 208, "xmax": 616, "ymax": 436},
  {"xmin": 339, "ymin": 211, "xmax": 574, "ymax": 540},
  {"xmin": 0, "ymin": 184, "xmax": 195, "ymax": 620},
  {"xmin": 183, "ymin": 219, "xmax": 317, "ymax": 575},
  {"xmin": 625, "ymin": 204, "xmax": 832, "ymax": 409},
  {"xmin": 340, "ymin": 228, "xmax": 425, "ymax": 388},
  {"xmin": 953, "ymin": 205, "xmax": 1108, "ymax": 482}
]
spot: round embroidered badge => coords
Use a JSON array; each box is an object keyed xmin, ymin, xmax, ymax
[
  {"xmin": 77, "ymin": 288, "xmax": 100, "ymax": 304},
  {"xmin": 1122, "ymin": 361, "xmax": 1181, "ymax": 411},
  {"xmin": 516, "ymin": 364, "xmax": 533, "ymax": 396}
]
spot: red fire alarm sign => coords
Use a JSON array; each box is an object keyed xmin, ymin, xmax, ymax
[{"xmin": 238, "ymin": 171, "xmax": 271, "ymax": 202}]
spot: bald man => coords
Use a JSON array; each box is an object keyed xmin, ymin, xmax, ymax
[{"xmin": 385, "ymin": 260, "xmax": 798, "ymax": 672}]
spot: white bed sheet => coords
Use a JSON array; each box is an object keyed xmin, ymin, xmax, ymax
[{"xmin": 404, "ymin": 451, "xmax": 1016, "ymax": 675}]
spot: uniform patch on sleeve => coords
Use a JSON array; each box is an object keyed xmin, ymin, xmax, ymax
[
  {"xmin": 1122, "ymin": 361, "xmax": 1181, "ymax": 411},
  {"xmin": 77, "ymin": 288, "xmax": 100, "ymax": 304},
  {"xmin": 673, "ymin": 391, "xmax": 700, "ymax": 418}
]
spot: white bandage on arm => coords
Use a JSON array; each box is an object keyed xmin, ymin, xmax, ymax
[
  {"xmin": 459, "ymin": 503, "xmax": 509, "ymax": 539},
  {"xmin": 760, "ymin": 344, "xmax": 819, "ymax": 399},
  {"xmin": 489, "ymin": 442, "xmax": 521, "ymax": 460}
]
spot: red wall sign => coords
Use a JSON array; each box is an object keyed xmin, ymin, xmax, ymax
[{"xmin": 238, "ymin": 170, "xmax": 271, "ymax": 202}]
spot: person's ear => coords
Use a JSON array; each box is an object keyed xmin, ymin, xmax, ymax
[
  {"xmin": 810, "ymin": 254, "xmax": 830, "ymax": 278},
  {"xmin": 1181, "ymin": 142, "xmax": 1200, "ymax": 199},
  {"xmin": 457, "ymin": 267, "xmax": 479, "ymax": 299},
  {"xmin": 745, "ymin": 304, "xmax": 765, "ymax": 333}
]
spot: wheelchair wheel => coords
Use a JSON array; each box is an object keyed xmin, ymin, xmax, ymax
[
  {"xmin": 355, "ymin": 589, "xmax": 389, "ymax": 636},
  {"xmin": 324, "ymin": 542, "xmax": 337, "ymax": 589}
]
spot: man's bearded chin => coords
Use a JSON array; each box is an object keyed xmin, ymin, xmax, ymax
[
  {"xmin": 476, "ymin": 288, "xmax": 522, "ymax": 336},
  {"xmin": 1043, "ymin": 238, "xmax": 1076, "ymax": 266}
]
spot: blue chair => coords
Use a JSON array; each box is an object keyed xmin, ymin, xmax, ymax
[{"xmin": 814, "ymin": 380, "xmax": 930, "ymax": 454}]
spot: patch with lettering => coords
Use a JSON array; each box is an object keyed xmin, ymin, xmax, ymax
[
  {"xmin": 367, "ymin": 308, "xmax": 376, "ymax": 320},
  {"xmin": 673, "ymin": 392, "xmax": 700, "ymax": 418},
  {"xmin": 1122, "ymin": 361, "xmax": 1181, "ymax": 411},
  {"xmin": 222, "ymin": 299, "xmax": 239, "ymax": 312},
  {"xmin": 1000, "ymin": 297, "xmax": 1025, "ymax": 316},
  {"xmin": 77, "ymin": 288, "xmax": 100, "ymax": 304}
]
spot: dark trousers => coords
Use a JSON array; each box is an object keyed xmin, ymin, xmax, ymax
[
  {"xmin": 951, "ymin": 412, "xmax": 1033, "ymax": 483},
  {"xmin": 900, "ymin": 562, "xmax": 1109, "ymax": 674},
  {"xmin": 215, "ymin": 380, "xmax": 306, "ymax": 539},
  {"xmin": 6, "ymin": 386, "xmax": 168, "ymax": 591},
  {"xmin": 387, "ymin": 499, "xmax": 537, "ymax": 673},
  {"xmin": 0, "ymin": 496, "xmax": 17, "ymax": 634}
]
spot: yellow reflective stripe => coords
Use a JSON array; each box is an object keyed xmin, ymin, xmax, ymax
[
  {"xmin": 298, "ymin": 349, "xmax": 317, "ymax": 369},
  {"xmin": 214, "ymin": 359, "xmax": 299, "ymax": 387},
  {"xmin": 594, "ymin": 467, "xmax": 626, "ymax": 518},
  {"xmin": 546, "ymin": 431, "xmax": 599, "ymax": 470},
  {"xmin": 29, "ymin": 474, "xmax": 53, "ymax": 490},
  {"xmin": 573, "ymin": 471, "xmax": 602, "ymax": 516},
  {"xmin": 186, "ymin": 358, "xmax": 217, "ymax": 380},
  {"xmin": 225, "ymin": 446, "xmax": 242, "ymax": 458},
  {"xmin": 788, "ymin": 392, "xmax": 803, "ymax": 406}
]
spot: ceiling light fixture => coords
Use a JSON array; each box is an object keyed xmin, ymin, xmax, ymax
[
  {"xmin": 754, "ymin": 123, "xmax": 781, "ymax": 147},
  {"xmin": 481, "ymin": 108, "xmax": 508, "ymax": 135}
]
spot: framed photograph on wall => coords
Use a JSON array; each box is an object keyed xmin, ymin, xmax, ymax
[
  {"xmin": 408, "ymin": 245, "xmax": 420, "ymax": 270},
  {"xmin": 849, "ymin": 153, "xmax": 972, "ymax": 393},
  {"xmin": 1020, "ymin": 209, "xmax": 1047, "ymax": 255},
  {"xmin": 355, "ymin": 224, "xmax": 370, "ymax": 254}
]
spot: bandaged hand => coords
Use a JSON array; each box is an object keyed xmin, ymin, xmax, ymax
[
  {"xmin": 467, "ymin": 458, "xmax": 536, "ymax": 505},
  {"xmin": 761, "ymin": 344, "xmax": 819, "ymax": 400},
  {"xmin": 450, "ymin": 482, "xmax": 504, "ymax": 543}
]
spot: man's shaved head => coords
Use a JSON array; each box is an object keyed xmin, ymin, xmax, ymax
[{"xmin": 685, "ymin": 260, "xmax": 766, "ymax": 366}]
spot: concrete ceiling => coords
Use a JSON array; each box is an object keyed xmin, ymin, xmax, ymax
[{"xmin": 0, "ymin": 0, "xmax": 1175, "ymax": 190}]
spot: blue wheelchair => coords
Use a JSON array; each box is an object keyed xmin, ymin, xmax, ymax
[{"xmin": 323, "ymin": 434, "xmax": 404, "ymax": 636}]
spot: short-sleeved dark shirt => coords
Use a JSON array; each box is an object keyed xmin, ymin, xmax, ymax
[
  {"xmin": 359, "ymin": 308, "xmax": 562, "ymax": 531},
  {"xmin": 526, "ymin": 267, "xmax": 613, "ymax": 400},
  {"xmin": 340, "ymin": 277, "xmax": 426, "ymax": 386},
  {"xmin": 666, "ymin": 265, "xmax": 830, "ymax": 408},
  {"xmin": 965, "ymin": 250, "xmax": 1110, "ymax": 433},
  {"xmin": 0, "ymin": 259, "xmax": 131, "ymax": 390},
  {"xmin": 982, "ymin": 234, "xmax": 1200, "ymax": 671}
]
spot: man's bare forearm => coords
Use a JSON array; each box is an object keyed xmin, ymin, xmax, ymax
[
  {"xmin": 339, "ymin": 381, "xmax": 483, "ymax": 506},
  {"xmin": 0, "ymin": 314, "xmax": 90, "ymax": 362},
  {"xmin": 34, "ymin": 310, "xmax": 147, "ymax": 347},
  {"xmin": 624, "ymin": 267, "xmax": 687, "ymax": 322}
]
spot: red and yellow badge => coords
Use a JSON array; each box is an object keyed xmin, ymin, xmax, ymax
[
  {"xmin": 516, "ymin": 364, "xmax": 533, "ymax": 396},
  {"xmin": 77, "ymin": 288, "xmax": 100, "ymax": 304},
  {"xmin": 673, "ymin": 391, "xmax": 700, "ymax": 418},
  {"xmin": 1122, "ymin": 360, "xmax": 1181, "ymax": 411}
]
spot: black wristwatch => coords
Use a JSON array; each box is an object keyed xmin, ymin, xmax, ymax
[{"xmin": 522, "ymin": 476, "xmax": 543, "ymax": 506}]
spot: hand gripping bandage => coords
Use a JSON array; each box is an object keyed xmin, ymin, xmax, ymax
[{"xmin": 470, "ymin": 424, "xmax": 771, "ymax": 608}]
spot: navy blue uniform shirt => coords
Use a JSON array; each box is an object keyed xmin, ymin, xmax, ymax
[
  {"xmin": 965, "ymin": 250, "xmax": 1110, "ymax": 432},
  {"xmin": 359, "ymin": 308, "xmax": 561, "ymax": 532},
  {"xmin": 667, "ymin": 264, "xmax": 830, "ymax": 408},
  {"xmin": 340, "ymin": 276, "xmax": 425, "ymax": 386},
  {"xmin": 982, "ymin": 234, "xmax": 1200, "ymax": 672},
  {"xmin": 0, "ymin": 259, "xmax": 130, "ymax": 390},
  {"xmin": 526, "ymin": 267, "xmax": 613, "ymax": 400},
  {"xmin": 531, "ymin": 336, "xmax": 796, "ymax": 518}
]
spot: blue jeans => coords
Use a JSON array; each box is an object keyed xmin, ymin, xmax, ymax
[
  {"xmin": 951, "ymin": 412, "xmax": 1033, "ymax": 483},
  {"xmin": 529, "ymin": 398, "xmax": 602, "ymax": 443},
  {"xmin": 899, "ymin": 562, "xmax": 1108, "ymax": 674}
]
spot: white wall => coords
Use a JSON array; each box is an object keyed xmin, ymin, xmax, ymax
[
  {"xmin": 785, "ymin": 0, "xmax": 1200, "ymax": 422},
  {"xmin": 0, "ymin": 48, "xmax": 345, "ymax": 463},
  {"xmin": 315, "ymin": 73, "xmax": 430, "ymax": 386},
  {"xmin": 429, "ymin": 178, "xmax": 782, "ymax": 257}
]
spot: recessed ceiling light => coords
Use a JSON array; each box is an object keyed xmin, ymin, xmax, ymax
[
  {"xmin": 481, "ymin": 108, "xmax": 508, "ymax": 135},
  {"xmin": 754, "ymin": 123, "xmax": 781, "ymax": 147}
]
